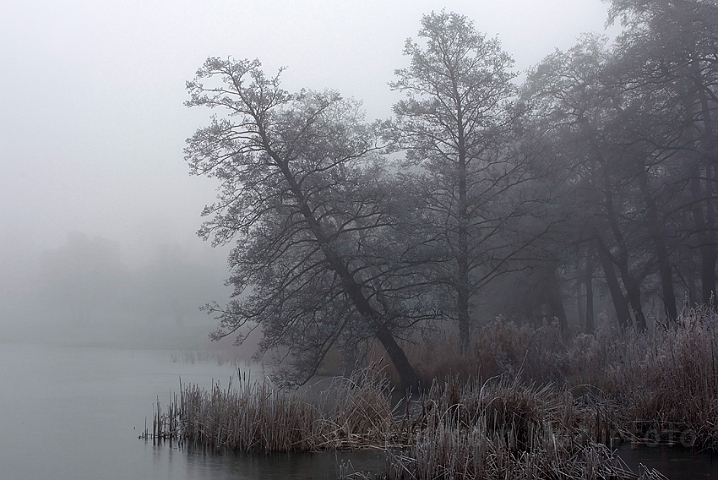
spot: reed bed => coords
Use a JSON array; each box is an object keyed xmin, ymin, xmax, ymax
[
  {"xmin": 179, "ymin": 378, "xmax": 316, "ymax": 451},
  {"xmin": 622, "ymin": 306, "xmax": 718, "ymax": 449},
  {"xmin": 379, "ymin": 378, "xmax": 667, "ymax": 480},
  {"xmin": 314, "ymin": 367, "xmax": 400, "ymax": 449},
  {"xmin": 396, "ymin": 305, "xmax": 718, "ymax": 451},
  {"xmin": 143, "ymin": 366, "xmax": 399, "ymax": 453},
  {"xmin": 144, "ymin": 306, "xmax": 718, "ymax": 477},
  {"xmin": 145, "ymin": 371, "xmax": 667, "ymax": 479}
]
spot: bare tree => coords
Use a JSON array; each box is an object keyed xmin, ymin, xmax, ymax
[
  {"xmin": 522, "ymin": 35, "xmax": 657, "ymax": 329},
  {"xmin": 185, "ymin": 58, "xmax": 424, "ymax": 389},
  {"xmin": 608, "ymin": 0, "xmax": 718, "ymax": 309},
  {"xmin": 391, "ymin": 11, "xmax": 529, "ymax": 351}
]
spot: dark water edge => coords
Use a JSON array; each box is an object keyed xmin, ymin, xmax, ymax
[
  {"xmin": 617, "ymin": 443, "xmax": 718, "ymax": 480},
  {"xmin": 155, "ymin": 442, "xmax": 718, "ymax": 480},
  {"xmin": 154, "ymin": 446, "xmax": 388, "ymax": 479}
]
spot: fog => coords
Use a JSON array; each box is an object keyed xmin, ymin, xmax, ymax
[{"xmin": 0, "ymin": 0, "xmax": 616, "ymax": 349}]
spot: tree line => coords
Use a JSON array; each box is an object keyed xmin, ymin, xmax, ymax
[
  {"xmin": 28, "ymin": 232, "xmax": 227, "ymax": 348},
  {"xmin": 186, "ymin": 1, "xmax": 718, "ymax": 390}
]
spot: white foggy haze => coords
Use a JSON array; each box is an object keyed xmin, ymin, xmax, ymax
[{"xmin": 0, "ymin": 0, "xmax": 618, "ymax": 348}]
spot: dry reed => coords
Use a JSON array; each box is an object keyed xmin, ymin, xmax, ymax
[
  {"xmin": 381, "ymin": 377, "xmax": 668, "ymax": 479},
  {"xmin": 333, "ymin": 375, "xmax": 668, "ymax": 479},
  {"xmin": 394, "ymin": 305, "xmax": 718, "ymax": 451},
  {"xmin": 145, "ymin": 369, "xmax": 669, "ymax": 479},
  {"xmin": 143, "ymin": 366, "xmax": 398, "ymax": 453},
  {"xmin": 144, "ymin": 306, "xmax": 718, "ymax": 477}
]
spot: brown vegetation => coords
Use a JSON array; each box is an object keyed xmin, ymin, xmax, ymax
[
  {"xmin": 400, "ymin": 305, "xmax": 718, "ymax": 451},
  {"xmin": 145, "ymin": 306, "xmax": 717, "ymax": 479},
  {"xmin": 382, "ymin": 379, "xmax": 667, "ymax": 480},
  {"xmin": 145, "ymin": 367, "xmax": 397, "ymax": 452}
]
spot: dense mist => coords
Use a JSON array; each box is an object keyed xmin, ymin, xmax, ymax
[
  {"xmin": 1, "ymin": 231, "xmax": 233, "ymax": 349},
  {"xmin": 0, "ymin": 0, "xmax": 618, "ymax": 352}
]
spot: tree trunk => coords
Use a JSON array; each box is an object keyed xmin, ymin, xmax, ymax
[
  {"xmin": 617, "ymin": 260, "xmax": 647, "ymax": 331},
  {"xmin": 694, "ymin": 61, "xmax": 718, "ymax": 308},
  {"xmin": 276, "ymin": 149, "xmax": 422, "ymax": 391},
  {"xmin": 576, "ymin": 247, "xmax": 586, "ymax": 328},
  {"xmin": 457, "ymin": 259, "xmax": 471, "ymax": 354},
  {"xmin": 585, "ymin": 243, "xmax": 595, "ymax": 333},
  {"xmin": 690, "ymin": 166, "xmax": 717, "ymax": 307},
  {"xmin": 375, "ymin": 326, "xmax": 421, "ymax": 392},
  {"xmin": 600, "ymin": 164, "xmax": 646, "ymax": 330},
  {"xmin": 456, "ymin": 106, "xmax": 472, "ymax": 354},
  {"xmin": 702, "ymin": 164, "xmax": 717, "ymax": 308},
  {"xmin": 596, "ymin": 238, "xmax": 632, "ymax": 328},
  {"xmin": 637, "ymin": 165, "xmax": 678, "ymax": 320},
  {"xmin": 546, "ymin": 265, "xmax": 568, "ymax": 332},
  {"xmin": 700, "ymin": 232, "xmax": 717, "ymax": 307},
  {"xmin": 686, "ymin": 254, "xmax": 698, "ymax": 306}
]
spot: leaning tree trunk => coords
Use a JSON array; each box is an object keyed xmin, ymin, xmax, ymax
[{"xmin": 278, "ymin": 156, "xmax": 422, "ymax": 391}]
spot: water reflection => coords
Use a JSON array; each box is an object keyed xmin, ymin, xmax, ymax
[
  {"xmin": 4, "ymin": 344, "xmax": 718, "ymax": 480},
  {"xmin": 0, "ymin": 344, "xmax": 240, "ymax": 480},
  {"xmin": 176, "ymin": 447, "xmax": 386, "ymax": 479}
]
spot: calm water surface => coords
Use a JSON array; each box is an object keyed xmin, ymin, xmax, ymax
[
  {"xmin": 1, "ymin": 344, "xmax": 716, "ymax": 479},
  {"xmin": 0, "ymin": 344, "xmax": 384, "ymax": 480}
]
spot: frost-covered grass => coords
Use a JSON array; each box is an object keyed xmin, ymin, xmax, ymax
[
  {"xmin": 400, "ymin": 305, "xmax": 718, "ymax": 451},
  {"xmin": 146, "ymin": 366, "xmax": 398, "ymax": 452},
  {"xmin": 147, "ymin": 306, "xmax": 718, "ymax": 479}
]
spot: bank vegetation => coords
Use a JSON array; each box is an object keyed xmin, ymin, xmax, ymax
[{"xmin": 145, "ymin": 305, "xmax": 717, "ymax": 479}]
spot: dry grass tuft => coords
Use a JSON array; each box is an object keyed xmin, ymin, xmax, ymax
[{"xmin": 338, "ymin": 376, "xmax": 666, "ymax": 479}]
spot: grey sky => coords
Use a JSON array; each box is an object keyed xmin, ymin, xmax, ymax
[{"xmin": 0, "ymin": 0, "xmax": 617, "ymax": 321}]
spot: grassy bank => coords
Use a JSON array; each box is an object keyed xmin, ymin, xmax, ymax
[
  {"xmin": 145, "ymin": 306, "xmax": 717, "ymax": 478},
  {"xmin": 380, "ymin": 379, "xmax": 668, "ymax": 480},
  {"xmin": 402, "ymin": 305, "xmax": 718, "ymax": 451}
]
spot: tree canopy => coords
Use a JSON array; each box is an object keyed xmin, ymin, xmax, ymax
[
  {"xmin": 187, "ymin": 3, "xmax": 718, "ymax": 386},
  {"xmin": 185, "ymin": 58, "xmax": 433, "ymax": 389}
]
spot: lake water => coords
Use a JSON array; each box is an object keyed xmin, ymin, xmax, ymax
[
  {"xmin": 1, "ymin": 343, "xmax": 715, "ymax": 479},
  {"xmin": 0, "ymin": 344, "xmax": 387, "ymax": 479}
]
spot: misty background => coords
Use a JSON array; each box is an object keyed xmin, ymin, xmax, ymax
[{"xmin": 0, "ymin": 0, "xmax": 617, "ymax": 349}]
